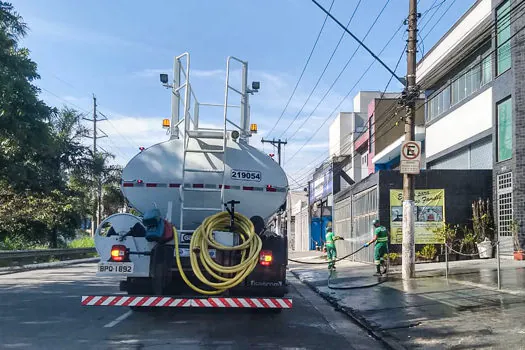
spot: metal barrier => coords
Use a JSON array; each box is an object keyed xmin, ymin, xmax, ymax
[
  {"xmin": 444, "ymin": 241, "xmax": 501, "ymax": 290},
  {"xmin": 0, "ymin": 248, "xmax": 96, "ymax": 260}
]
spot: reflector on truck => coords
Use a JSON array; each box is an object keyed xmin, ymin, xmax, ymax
[{"xmin": 81, "ymin": 296, "xmax": 292, "ymax": 308}]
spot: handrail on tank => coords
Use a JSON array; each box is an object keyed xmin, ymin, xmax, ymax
[{"xmin": 223, "ymin": 56, "xmax": 250, "ymax": 143}]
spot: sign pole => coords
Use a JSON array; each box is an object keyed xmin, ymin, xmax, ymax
[{"xmin": 402, "ymin": 0, "xmax": 419, "ymax": 280}]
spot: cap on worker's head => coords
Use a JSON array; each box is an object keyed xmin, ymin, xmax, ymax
[
  {"xmin": 372, "ymin": 219, "xmax": 380, "ymax": 226},
  {"xmin": 327, "ymin": 227, "xmax": 332, "ymax": 232}
]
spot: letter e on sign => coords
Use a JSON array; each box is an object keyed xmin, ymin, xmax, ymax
[{"xmin": 400, "ymin": 141, "xmax": 421, "ymax": 174}]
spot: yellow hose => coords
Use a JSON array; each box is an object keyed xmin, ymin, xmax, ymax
[{"xmin": 174, "ymin": 211, "xmax": 262, "ymax": 295}]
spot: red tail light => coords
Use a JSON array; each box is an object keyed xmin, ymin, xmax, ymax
[
  {"xmin": 259, "ymin": 250, "xmax": 273, "ymax": 266},
  {"xmin": 110, "ymin": 245, "xmax": 128, "ymax": 262}
]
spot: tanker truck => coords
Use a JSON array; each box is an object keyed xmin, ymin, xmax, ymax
[{"xmin": 81, "ymin": 53, "xmax": 292, "ymax": 311}]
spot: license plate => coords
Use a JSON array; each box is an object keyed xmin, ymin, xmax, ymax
[
  {"xmin": 178, "ymin": 248, "xmax": 216, "ymax": 258},
  {"xmin": 97, "ymin": 262, "xmax": 134, "ymax": 275}
]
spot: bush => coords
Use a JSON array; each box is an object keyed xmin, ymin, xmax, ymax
[
  {"xmin": 68, "ymin": 236, "xmax": 95, "ymax": 248},
  {"xmin": 384, "ymin": 252, "xmax": 400, "ymax": 260},
  {"xmin": 417, "ymin": 244, "xmax": 437, "ymax": 260}
]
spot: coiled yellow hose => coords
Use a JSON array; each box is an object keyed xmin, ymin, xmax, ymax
[{"xmin": 174, "ymin": 211, "xmax": 262, "ymax": 295}]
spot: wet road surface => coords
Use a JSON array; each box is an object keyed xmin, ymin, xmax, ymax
[{"xmin": 0, "ymin": 263, "xmax": 384, "ymax": 349}]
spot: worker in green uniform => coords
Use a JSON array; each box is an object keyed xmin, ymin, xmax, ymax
[
  {"xmin": 364, "ymin": 219, "xmax": 389, "ymax": 276},
  {"xmin": 325, "ymin": 227, "xmax": 343, "ymax": 270}
]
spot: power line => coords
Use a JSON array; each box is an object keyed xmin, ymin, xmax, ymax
[
  {"xmin": 275, "ymin": 0, "xmax": 364, "ymax": 139},
  {"xmin": 289, "ymin": 0, "xmax": 525, "ymax": 187},
  {"xmin": 266, "ymin": 0, "xmax": 336, "ymax": 137},
  {"xmin": 288, "ymin": 0, "xmax": 524, "ymax": 171},
  {"xmin": 419, "ymin": 0, "xmax": 445, "ymax": 33},
  {"xmin": 422, "ymin": 0, "xmax": 458, "ymax": 41},
  {"xmin": 282, "ymin": 0, "xmax": 396, "ymax": 143},
  {"xmin": 39, "ymin": 86, "xmax": 134, "ymax": 161},
  {"xmin": 285, "ymin": 24, "xmax": 406, "ymax": 163},
  {"xmin": 289, "ymin": 100, "xmax": 403, "ymax": 185}
]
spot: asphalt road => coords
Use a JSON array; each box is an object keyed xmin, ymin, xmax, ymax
[{"xmin": 0, "ymin": 263, "xmax": 384, "ymax": 350}]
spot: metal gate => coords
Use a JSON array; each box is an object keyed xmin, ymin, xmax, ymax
[
  {"xmin": 352, "ymin": 186, "xmax": 378, "ymax": 263},
  {"xmin": 334, "ymin": 196, "xmax": 352, "ymax": 257},
  {"xmin": 497, "ymin": 172, "xmax": 513, "ymax": 255}
]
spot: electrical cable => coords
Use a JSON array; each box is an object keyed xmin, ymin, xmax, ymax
[
  {"xmin": 286, "ymin": 0, "xmax": 525, "ymax": 178},
  {"xmin": 277, "ymin": 0, "xmax": 364, "ymax": 139},
  {"xmin": 288, "ymin": 101, "xmax": 403, "ymax": 186},
  {"xmin": 422, "ymin": 0, "xmax": 458, "ymax": 41},
  {"xmin": 281, "ymin": 0, "xmax": 391, "ymax": 141},
  {"xmin": 173, "ymin": 211, "xmax": 262, "ymax": 295},
  {"xmin": 266, "ymin": 0, "xmax": 336, "ymax": 137}
]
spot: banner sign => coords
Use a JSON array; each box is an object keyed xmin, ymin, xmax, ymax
[
  {"xmin": 389, "ymin": 189, "xmax": 445, "ymax": 244},
  {"xmin": 309, "ymin": 168, "xmax": 333, "ymax": 204}
]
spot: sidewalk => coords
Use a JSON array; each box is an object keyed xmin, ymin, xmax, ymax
[{"xmin": 289, "ymin": 252, "xmax": 525, "ymax": 349}]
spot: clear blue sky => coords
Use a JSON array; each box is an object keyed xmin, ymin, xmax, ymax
[{"xmin": 16, "ymin": 0, "xmax": 475, "ymax": 184}]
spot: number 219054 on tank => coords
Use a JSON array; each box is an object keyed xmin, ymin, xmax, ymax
[{"xmin": 231, "ymin": 169, "xmax": 261, "ymax": 182}]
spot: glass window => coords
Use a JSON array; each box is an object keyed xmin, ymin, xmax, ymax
[
  {"xmin": 442, "ymin": 86, "xmax": 450, "ymax": 112},
  {"xmin": 481, "ymin": 55, "xmax": 492, "ymax": 85},
  {"xmin": 497, "ymin": 97, "xmax": 512, "ymax": 161},
  {"xmin": 497, "ymin": 0, "xmax": 511, "ymax": 75}
]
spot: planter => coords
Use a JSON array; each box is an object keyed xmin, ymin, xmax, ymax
[
  {"xmin": 389, "ymin": 257, "xmax": 402, "ymax": 265},
  {"xmin": 514, "ymin": 251, "xmax": 525, "ymax": 261},
  {"xmin": 476, "ymin": 240, "xmax": 493, "ymax": 259},
  {"xmin": 458, "ymin": 254, "xmax": 474, "ymax": 261}
]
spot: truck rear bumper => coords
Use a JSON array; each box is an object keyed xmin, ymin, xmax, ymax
[{"xmin": 81, "ymin": 295, "xmax": 292, "ymax": 309}]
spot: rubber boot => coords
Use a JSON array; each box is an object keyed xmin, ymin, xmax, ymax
[{"xmin": 373, "ymin": 264, "xmax": 382, "ymax": 277}]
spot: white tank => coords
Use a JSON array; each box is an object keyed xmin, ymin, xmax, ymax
[{"xmin": 121, "ymin": 132, "xmax": 288, "ymax": 231}]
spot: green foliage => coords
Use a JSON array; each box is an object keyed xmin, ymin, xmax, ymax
[
  {"xmin": 510, "ymin": 220, "xmax": 521, "ymax": 251},
  {"xmin": 384, "ymin": 252, "xmax": 400, "ymax": 260},
  {"xmin": 417, "ymin": 244, "xmax": 437, "ymax": 261},
  {"xmin": 434, "ymin": 223, "xmax": 457, "ymax": 244},
  {"xmin": 68, "ymin": 236, "xmax": 95, "ymax": 248},
  {"xmin": 459, "ymin": 227, "xmax": 477, "ymax": 254},
  {"xmin": 0, "ymin": 3, "xmax": 124, "ymax": 248},
  {"xmin": 472, "ymin": 198, "xmax": 494, "ymax": 243}
]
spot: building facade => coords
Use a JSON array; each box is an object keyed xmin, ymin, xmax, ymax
[{"xmin": 417, "ymin": 0, "xmax": 523, "ymax": 254}]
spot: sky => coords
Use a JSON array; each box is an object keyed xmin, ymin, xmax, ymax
[{"xmin": 15, "ymin": 0, "xmax": 476, "ymax": 187}]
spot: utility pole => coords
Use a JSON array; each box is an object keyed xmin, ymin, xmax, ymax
[
  {"xmin": 83, "ymin": 94, "xmax": 107, "ymax": 237},
  {"xmin": 402, "ymin": 0, "xmax": 419, "ymax": 280},
  {"xmin": 261, "ymin": 138, "xmax": 288, "ymax": 165}
]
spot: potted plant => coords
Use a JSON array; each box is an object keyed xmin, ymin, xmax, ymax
[
  {"xmin": 511, "ymin": 220, "xmax": 524, "ymax": 260},
  {"xmin": 472, "ymin": 199, "xmax": 494, "ymax": 259}
]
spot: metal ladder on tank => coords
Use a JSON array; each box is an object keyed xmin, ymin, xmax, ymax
[
  {"xmin": 175, "ymin": 53, "xmax": 227, "ymax": 234},
  {"xmin": 174, "ymin": 54, "xmax": 251, "ymax": 234}
]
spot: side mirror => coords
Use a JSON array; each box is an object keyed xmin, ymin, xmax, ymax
[
  {"xmin": 251, "ymin": 81, "xmax": 260, "ymax": 90},
  {"xmin": 160, "ymin": 74, "xmax": 168, "ymax": 84}
]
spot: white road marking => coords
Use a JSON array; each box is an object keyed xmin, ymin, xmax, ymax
[{"xmin": 104, "ymin": 310, "xmax": 133, "ymax": 328}]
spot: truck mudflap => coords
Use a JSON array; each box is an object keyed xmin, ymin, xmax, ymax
[{"xmin": 81, "ymin": 295, "xmax": 292, "ymax": 309}]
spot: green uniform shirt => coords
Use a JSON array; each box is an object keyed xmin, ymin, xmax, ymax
[
  {"xmin": 374, "ymin": 226, "xmax": 389, "ymax": 243},
  {"xmin": 325, "ymin": 231, "xmax": 336, "ymax": 248}
]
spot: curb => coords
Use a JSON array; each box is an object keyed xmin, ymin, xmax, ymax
[
  {"xmin": 0, "ymin": 257, "xmax": 100, "ymax": 275},
  {"xmin": 289, "ymin": 269, "xmax": 406, "ymax": 350}
]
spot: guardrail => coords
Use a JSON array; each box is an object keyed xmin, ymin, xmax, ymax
[{"xmin": 0, "ymin": 248, "xmax": 96, "ymax": 260}]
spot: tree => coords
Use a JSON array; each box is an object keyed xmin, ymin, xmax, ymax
[
  {"xmin": 0, "ymin": 3, "xmax": 125, "ymax": 247},
  {"xmin": 0, "ymin": 107, "xmax": 90, "ymax": 247},
  {"xmin": 0, "ymin": 2, "xmax": 55, "ymax": 192}
]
